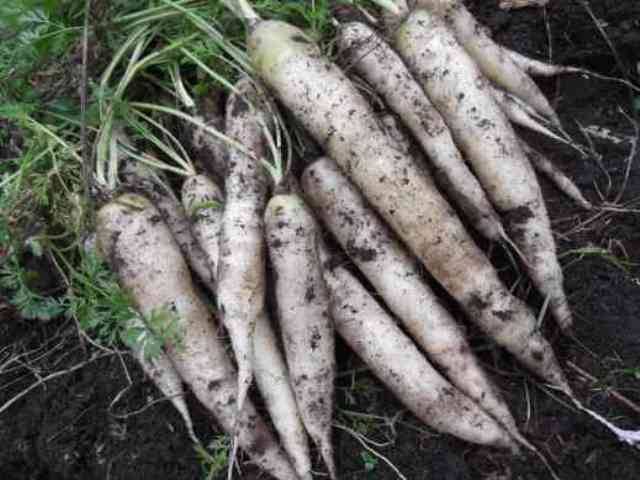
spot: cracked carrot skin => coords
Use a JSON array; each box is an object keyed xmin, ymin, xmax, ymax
[
  {"xmin": 394, "ymin": 9, "xmax": 573, "ymax": 330},
  {"xmin": 336, "ymin": 20, "xmax": 503, "ymax": 241},
  {"xmin": 248, "ymin": 19, "xmax": 571, "ymax": 391},
  {"xmin": 216, "ymin": 77, "xmax": 271, "ymax": 413},
  {"xmin": 265, "ymin": 192, "xmax": 336, "ymax": 480},
  {"xmin": 96, "ymin": 193, "xmax": 298, "ymax": 480}
]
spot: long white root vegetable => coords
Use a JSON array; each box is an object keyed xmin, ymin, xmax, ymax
[
  {"xmin": 302, "ymin": 157, "xmax": 522, "ymax": 439},
  {"xmin": 519, "ymin": 141, "xmax": 593, "ymax": 210},
  {"xmin": 181, "ymin": 174, "xmax": 225, "ymax": 284},
  {"xmin": 506, "ymin": 49, "xmax": 582, "ymax": 77},
  {"xmin": 405, "ymin": 0, "xmax": 560, "ymax": 124},
  {"xmin": 120, "ymin": 160, "xmax": 216, "ymax": 292},
  {"xmin": 216, "ymin": 77, "xmax": 271, "ymax": 413},
  {"xmin": 336, "ymin": 20, "xmax": 505, "ymax": 241},
  {"xmin": 183, "ymin": 175, "xmax": 313, "ymax": 480},
  {"xmin": 126, "ymin": 316, "xmax": 200, "ymax": 446},
  {"xmin": 245, "ymin": 16, "xmax": 570, "ymax": 393},
  {"xmin": 394, "ymin": 9, "xmax": 573, "ymax": 331},
  {"xmin": 96, "ymin": 193, "xmax": 299, "ymax": 480},
  {"xmin": 318, "ymin": 243, "xmax": 517, "ymax": 451},
  {"xmin": 253, "ymin": 311, "xmax": 314, "ymax": 480},
  {"xmin": 265, "ymin": 192, "xmax": 336, "ymax": 479},
  {"xmin": 490, "ymin": 86, "xmax": 572, "ymax": 146}
]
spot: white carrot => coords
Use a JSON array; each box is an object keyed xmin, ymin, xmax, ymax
[
  {"xmin": 237, "ymin": 11, "xmax": 571, "ymax": 396},
  {"xmin": 182, "ymin": 175, "xmax": 313, "ymax": 480},
  {"xmin": 490, "ymin": 86, "xmax": 572, "ymax": 146},
  {"xmin": 120, "ymin": 159, "xmax": 217, "ymax": 292},
  {"xmin": 126, "ymin": 316, "xmax": 200, "ymax": 446},
  {"xmin": 216, "ymin": 77, "xmax": 271, "ymax": 414},
  {"xmin": 94, "ymin": 226, "xmax": 200, "ymax": 447},
  {"xmin": 302, "ymin": 156, "xmax": 525, "ymax": 439},
  {"xmin": 265, "ymin": 192, "xmax": 337, "ymax": 479},
  {"xmin": 336, "ymin": 19, "xmax": 505, "ymax": 241},
  {"xmin": 96, "ymin": 193, "xmax": 299, "ymax": 480},
  {"xmin": 397, "ymin": 0, "xmax": 561, "ymax": 124},
  {"xmin": 253, "ymin": 311, "xmax": 314, "ymax": 480},
  {"xmin": 318, "ymin": 242, "xmax": 517, "ymax": 451},
  {"xmin": 506, "ymin": 49, "xmax": 583, "ymax": 77},
  {"xmin": 181, "ymin": 173, "xmax": 225, "ymax": 286},
  {"xmin": 394, "ymin": 8, "xmax": 573, "ymax": 331}
]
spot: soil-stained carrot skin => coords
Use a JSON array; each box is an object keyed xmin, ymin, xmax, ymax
[
  {"xmin": 120, "ymin": 161, "xmax": 216, "ymax": 293},
  {"xmin": 253, "ymin": 311, "xmax": 314, "ymax": 480},
  {"xmin": 506, "ymin": 48, "xmax": 582, "ymax": 77},
  {"xmin": 125, "ymin": 316, "xmax": 199, "ymax": 445},
  {"xmin": 183, "ymin": 175, "xmax": 313, "ymax": 480},
  {"xmin": 96, "ymin": 194, "xmax": 299, "ymax": 480},
  {"xmin": 265, "ymin": 193, "xmax": 336, "ymax": 479},
  {"xmin": 394, "ymin": 9, "xmax": 573, "ymax": 330},
  {"xmin": 336, "ymin": 20, "xmax": 503, "ymax": 241},
  {"xmin": 248, "ymin": 20, "xmax": 571, "ymax": 390},
  {"xmin": 490, "ymin": 87, "xmax": 570, "ymax": 146},
  {"xmin": 217, "ymin": 77, "xmax": 271, "ymax": 413},
  {"xmin": 408, "ymin": 0, "xmax": 559, "ymax": 123},
  {"xmin": 302, "ymin": 157, "xmax": 520, "ymax": 436},
  {"xmin": 319, "ymin": 244, "xmax": 517, "ymax": 451},
  {"xmin": 181, "ymin": 174, "xmax": 225, "ymax": 284}
]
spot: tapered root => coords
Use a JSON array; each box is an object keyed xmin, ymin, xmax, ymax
[
  {"xmin": 519, "ymin": 140, "xmax": 593, "ymax": 210},
  {"xmin": 436, "ymin": 3, "xmax": 562, "ymax": 125},
  {"xmin": 507, "ymin": 49, "xmax": 583, "ymax": 77},
  {"xmin": 319, "ymin": 433, "xmax": 337, "ymax": 480},
  {"xmin": 491, "ymin": 87, "xmax": 571, "ymax": 145}
]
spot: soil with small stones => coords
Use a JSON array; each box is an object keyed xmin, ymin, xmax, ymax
[{"xmin": 2, "ymin": 1, "xmax": 640, "ymax": 479}]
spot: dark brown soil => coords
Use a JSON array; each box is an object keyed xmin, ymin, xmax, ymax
[{"xmin": 2, "ymin": 1, "xmax": 640, "ymax": 479}]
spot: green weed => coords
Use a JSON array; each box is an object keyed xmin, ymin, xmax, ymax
[{"xmin": 196, "ymin": 435, "xmax": 231, "ymax": 480}]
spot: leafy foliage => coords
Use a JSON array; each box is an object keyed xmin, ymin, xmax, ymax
[
  {"xmin": 67, "ymin": 252, "xmax": 138, "ymax": 345},
  {"xmin": 0, "ymin": 253, "xmax": 66, "ymax": 321},
  {"xmin": 0, "ymin": 0, "xmax": 357, "ymax": 353},
  {"xmin": 196, "ymin": 435, "xmax": 231, "ymax": 480}
]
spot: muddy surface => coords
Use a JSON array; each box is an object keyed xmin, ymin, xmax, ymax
[{"xmin": 2, "ymin": 1, "xmax": 640, "ymax": 479}]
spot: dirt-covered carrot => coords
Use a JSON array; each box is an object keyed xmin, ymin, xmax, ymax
[
  {"xmin": 233, "ymin": 9, "xmax": 571, "ymax": 399},
  {"xmin": 95, "ymin": 231, "xmax": 201, "ymax": 447},
  {"xmin": 120, "ymin": 159, "xmax": 216, "ymax": 292},
  {"xmin": 336, "ymin": 19, "xmax": 504, "ymax": 241},
  {"xmin": 181, "ymin": 174, "xmax": 225, "ymax": 285},
  {"xmin": 391, "ymin": 0, "xmax": 560, "ymax": 124},
  {"xmin": 506, "ymin": 48, "xmax": 583, "ymax": 77},
  {"xmin": 265, "ymin": 192, "xmax": 336, "ymax": 479},
  {"xmin": 519, "ymin": 140, "xmax": 593, "ymax": 210},
  {"xmin": 96, "ymin": 193, "xmax": 299, "ymax": 480},
  {"xmin": 125, "ymin": 316, "xmax": 200, "ymax": 446},
  {"xmin": 301, "ymin": 156, "xmax": 525, "ymax": 439},
  {"xmin": 183, "ymin": 175, "xmax": 313, "ymax": 480},
  {"xmin": 393, "ymin": 8, "xmax": 573, "ymax": 330},
  {"xmin": 490, "ymin": 86, "xmax": 572, "ymax": 146},
  {"xmin": 216, "ymin": 77, "xmax": 271, "ymax": 413},
  {"xmin": 318, "ymin": 243, "xmax": 517, "ymax": 451},
  {"xmin": 253, "ymin": 311, "xmax": 314, "ymax": 480}
]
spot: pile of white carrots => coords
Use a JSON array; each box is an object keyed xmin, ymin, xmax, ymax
[{"xmin": 92, "ymin": 1, "xmax": 640, "ymax": 479}]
